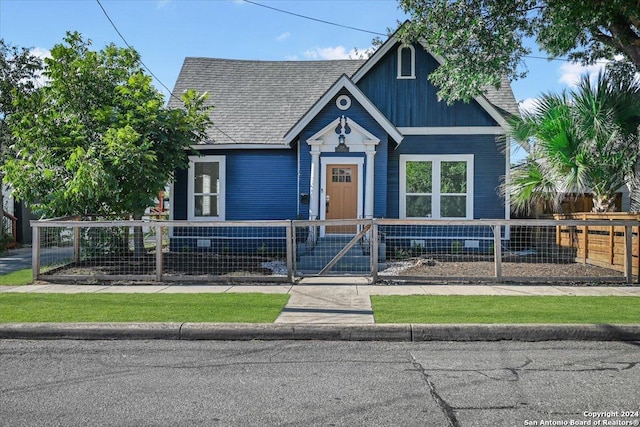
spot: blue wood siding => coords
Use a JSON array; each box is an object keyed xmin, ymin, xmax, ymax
[
  {"xmin": 297, "ymin": 89, "xmax": 389, "ymax": 219},
  {"xmin": 173, "ymin": 149, "xmax": 297, "ymax": 221},
  {"xmin": 387, "ymin": 135, "xmax": 506, "ymax": 219},
  {"xmin": 357, "ymin": 43, "xmax": 498, "ymax": 127}
]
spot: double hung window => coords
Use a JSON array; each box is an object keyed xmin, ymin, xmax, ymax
[
  {"xmin": 400, "ymin": 155, "xmax": 473, "ymax": 219},
  {"xmin": 188, "ymin": 155, "xmax": 225, "ymax": 220}
]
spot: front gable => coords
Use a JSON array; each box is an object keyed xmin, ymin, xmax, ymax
[
  {"xmin": 355, "ymin": 41, "xmax": 502, "ymax": 128},
  {"xmin": 296, "ymin": 86, "xmax": 391, "ymax": 221}
]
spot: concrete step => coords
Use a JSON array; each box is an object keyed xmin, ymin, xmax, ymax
[{"xmin": 296, "ymin": 237, "xmax": 373, "ymax": 274}]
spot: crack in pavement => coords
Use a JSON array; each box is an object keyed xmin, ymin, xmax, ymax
[{"xmin": 410, "ymin": 353, "xmax": 460, "ymax": 427}]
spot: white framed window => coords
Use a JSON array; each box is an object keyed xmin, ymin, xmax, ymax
[
  {"xmin": 397, "ymin": 44, "xmax": 416, "ymax": 79},
  {"xmin": 187, "ymin": 155, "xmax": 226, "ymax": 220},
  {"xmin": 400, "ymin": 155, "xmax": 474, "ymax": 219}
]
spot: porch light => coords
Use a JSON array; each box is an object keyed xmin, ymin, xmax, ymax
[{"xmin": 336, "ymin": 134, "xmax": 349, "ymax": 152}]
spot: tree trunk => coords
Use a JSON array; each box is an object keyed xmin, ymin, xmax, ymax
[
  {"xmin": 591, "ymin": 193, "xmax": 617, "ymax": 213},
  {"xmin": 132, "ymin": 212, "xmax": 145, "ymax": 258}
]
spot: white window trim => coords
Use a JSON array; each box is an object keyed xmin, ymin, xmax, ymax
[
  {"xmin": 397, "ymin": 44, "xmax": 416, "ymax": 79},
  {"xmin": 187, "ymin": 155, "xmax": 226, "ymax": 221},
  {"xmin": 400, "ymin": 154, "xmax": 474, "ymax": 219}
]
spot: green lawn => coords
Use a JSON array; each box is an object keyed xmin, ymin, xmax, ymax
[
  {"xmin": 371, "ymin": 295, "xmax": 640, "ymax": 324},
  {"xmin": 0, "ymin": 269, "xmax": 32, "ymax": 286},
  {"xmin": 0, "ymin": 293, "xmax": 290, "ymax": 323}
]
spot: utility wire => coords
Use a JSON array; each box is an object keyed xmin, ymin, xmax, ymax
[
  {"xmin": 242, "ymin": 0, "xmax": 611, "ymax": 64},
  {"xmin": 96, "ymin": 0, "xmax": 174, "ymax": 97},
  {"xmin": 95, "ymin": 0, "xmax": 238, "ymax": 143},
  {"xmin": 243, "ymin": 0, "xmax": 387, "ymax": 37}
]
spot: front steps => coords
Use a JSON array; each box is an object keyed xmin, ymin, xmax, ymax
[{"xmin": 296, "ymin": 236, "xmax": 371, "ymax": 275}]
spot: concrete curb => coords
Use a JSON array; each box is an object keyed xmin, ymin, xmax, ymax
[
  {"xmin": 1, "ymin": 323, "xmax": 640, "ymax": 341},
  {"xmin": 410, "ymin": 324, "xmax": 640, "ymax": 342},
  {"xmin": 0, "ymin": 323, "xmax": 182, "ymax": 340}
]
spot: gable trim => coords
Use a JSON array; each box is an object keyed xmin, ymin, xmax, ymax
[
  {"xmin": 399, "ymin": 126, "xmax": 506, "ymax": 135},
  {"xmin": 307, "ymin": 116, "xmax": 381, "ymax": 148},
  {"xmin": 190, "ymin": 143, "xmax": 290, "ymax": 150},
  {"xmin": 284, "ymin": 74, "xmax": 403, "ymax": 145}
]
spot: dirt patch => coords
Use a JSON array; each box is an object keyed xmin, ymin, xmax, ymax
[
  {"xmin": 381, "ymin": 254, "xmax": 625, "ymax": 281},
  {"xmin": 42, "ymin": 252, "xmax": 630, "ymax": 284},
  {"xmin": 44, "ymin": 253, "xmax": 276, "ymax": 277}
]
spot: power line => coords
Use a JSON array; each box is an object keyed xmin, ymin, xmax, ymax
[
  {"xmin": 95, "ymin": 0, "xmax": 174, "ymax": 97},
  {"xmin": 95, "ymin": 0, "xmax": 238, "ymax": 144},
  {"xmin": 242, "ymin": 0, "xmax": 387, "ymax": 37},
  {"xmin": 242, "ymin": 0, "xmax": 612, "ymax": 64}
]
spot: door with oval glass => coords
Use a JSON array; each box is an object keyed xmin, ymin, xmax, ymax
[{"xmin": 325, "ymin": 164, "xmax": 358, "ymax": 233}]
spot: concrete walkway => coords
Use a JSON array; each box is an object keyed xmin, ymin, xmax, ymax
[
  {"xmin": 276, "ymin": 286, "xmax": 374, "ymax": 324},
  {"xmin": 0, "ymin": 247, "xmax": 32, "ymax": 275},
  {"xmin": 2, "ymin": 282, "xmax": 639, "ymax": 325}
]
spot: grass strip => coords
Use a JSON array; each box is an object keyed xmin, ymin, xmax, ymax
[
  {"xmin": 371, "ymin": 295, "xmax": 640, "ymax": 324},
  {"xmin": 0, "ymin": 269, "xmax": 32, "ymax": 286},
  {"xmin": 0, "ymin": 293, "xmax": 289, "ymax": 323}
]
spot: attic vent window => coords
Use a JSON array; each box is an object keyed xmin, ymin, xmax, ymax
[
  {"xmin": 397, "ymin": 44, "xmax": 416, "ymax": 79},
  {"xmin": 336, "ymin": 95, "xmax": 351, "ymax": 111}
]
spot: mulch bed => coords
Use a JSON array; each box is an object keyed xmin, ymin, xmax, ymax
[
  {"xmin": 42, "ymin": 252, "xmax": 630, "ymax": 283},
  {"xmin": 44, "ymin": 253, "xmax": 274, "ymax": 277}
]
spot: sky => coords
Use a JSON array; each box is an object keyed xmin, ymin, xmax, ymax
[{"xmin": 0, "ymin": 0, "xmax": 609, "ymax": 140}]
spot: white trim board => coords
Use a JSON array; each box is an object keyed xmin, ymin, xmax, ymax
[
  {"xmin": 190, "ymin": 143, "xmax": 290, "ymax": 150},
  {"xmin": 187, "ymin": 155, "xmax": 226, "ymax": 221},
  {"xmin": 398, "ymin": 127, "xmax": 506, "ymax": 135},
  {"xmin": 320, "ymin": 157, "xmax": 365, "ymax": 237},
  {"xmin": 399, "ymin": 154, "xmax": 474, "ymax": 220}
]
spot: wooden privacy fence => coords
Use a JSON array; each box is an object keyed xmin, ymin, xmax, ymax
[{"xmin": 554, "ymin": 213, "xmax": 639, "ymax": 277}]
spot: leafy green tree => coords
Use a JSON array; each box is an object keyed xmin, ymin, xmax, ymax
[
  {"xmin": 398, "ymin": 0, "xmax": 640, "ymax": 103},
  {"xmin": 0, "ymin": 40, "xmax": 43, "ymax": 234},
  {"xmin": 5, "ymin": 32, "xmax": 211, "ymax": 254},
  {"xmin": 505, "ymin": 71, "xmax": 640, "ymax": 214}
]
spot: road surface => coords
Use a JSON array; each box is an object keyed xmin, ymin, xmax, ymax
[{"xmin": 1, "ymin": 340, "xmax": 638, "ymax": 426}]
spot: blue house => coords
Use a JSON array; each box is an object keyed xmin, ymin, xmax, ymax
[{"xmin": 168, "ymin": 32, "xmax": 519, "ymax": 256}]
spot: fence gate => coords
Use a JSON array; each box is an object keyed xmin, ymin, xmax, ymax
[{"xmin": 292, "ymin": 219, "xmax": 378, "ymax": 280}]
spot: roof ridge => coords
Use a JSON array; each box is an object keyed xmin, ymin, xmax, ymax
[{"xmin": 184, "ymin": 57, "xmax": 366, "ymax": 64}]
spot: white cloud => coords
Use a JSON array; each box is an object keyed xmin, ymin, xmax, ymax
[
  {"xmin": 518, "ymin": 97, "xmax": 538, "ymax": 115},
  {"xmin": 276, "ymin": 32, "xmax": 291, "ymax": 42},
  {"xmin": 557, "ymin": 55, "xmax": 640, "ymax": 88},
  {"xmin": 558, "ymin": 61, "xmax": 606, "ymax": 87},
  {"xmin": 31, "ymin": 47, "xmax": 51, "ymax": 60},
  {"xmin": 303, "ymin": 45, "xmax": 369, "ymax": 60},
  {"xmin": 30, "ymin": 47, "xmax": 51, "ymax": 88}
]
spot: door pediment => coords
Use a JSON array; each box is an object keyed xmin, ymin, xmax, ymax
[{"xmin": 306, "ymin": 116, "xmax": 380, "ymax": 153}]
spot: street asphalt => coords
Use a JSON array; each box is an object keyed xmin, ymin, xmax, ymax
[{"xmin": 1, "ymin": 247, "xmax": 639, "ymax": 342}]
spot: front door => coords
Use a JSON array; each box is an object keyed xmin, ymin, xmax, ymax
[{"xmin": 325, "ymin": 164, "xmax": 358, "ymax": 233}]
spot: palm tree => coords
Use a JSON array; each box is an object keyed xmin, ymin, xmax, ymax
[{"xmin": 505, "ymin": 71, "xmax": 640, "ymax": 214}]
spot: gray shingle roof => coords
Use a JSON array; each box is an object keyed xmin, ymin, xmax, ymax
[
  {"xmin": 169, "ymin": 57, "xmax": 519, "ymax": 145},
  {"xmin": 168, "ymin": 58, "xmax": 365, "ymax": 145},
  {"xmin": 483, "ymin": 76, "xmax": 520, "ymax": 118}
]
